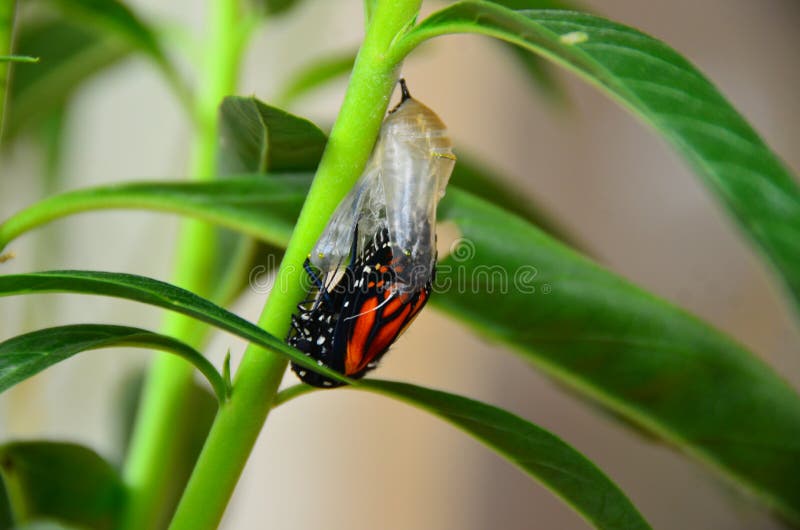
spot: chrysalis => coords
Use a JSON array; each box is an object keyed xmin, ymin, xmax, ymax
[
  {"xmin": 288, "ymin": 80, "xmax": 455, "ymax": 387},
  {"xmin": 311, "ymin": 79, "xmax": 455, "ymax": 290}
]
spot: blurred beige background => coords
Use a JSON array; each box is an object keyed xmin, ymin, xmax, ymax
[{"xmin": 1, "ymin": 0, "xmax": 799, "ymax": 528}]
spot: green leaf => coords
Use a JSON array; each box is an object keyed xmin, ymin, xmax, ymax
[
  {"xmin": 218, "ymin": 97, "xmax": 327, "ymax": 175},
  {"xmin": 434, "ymin": 188, "xmax": 800, "ymax": 522},
  {"xmin": 0, "ymin": 176, "xmax": 300, "ymax": 314},
  {"xmin": 394, "ymin": 3, "xmax": 800, "ymax": 316},
  {"xmin": 276, "ymin": 50, "xmax": 356, "ymax": 106},
  {"xmin": 0, "ymin": 324, "xmax": 228, "ymax": 402},
  {"xmin": 0, "ymin": 55, "xmax": 38, "ymax": 63},
  {"xmin": 0, "ymin": 441, "xmax": 124, "ymax": 530},
  {"xmin": 0, "ymin": 175, "xmax": 309, "ymax": 252},
  {"xmin": 0, "ymin": 271, "xmax": 349, "ymax": 385},
  {"xmin": 5, "ymin": 19, "xmax": 132, "ymax": 140},
  {"xmin": 0, "ymin": 171, "xmax": 578, "ymax": 255},
  {"xmin": 358, "ymin": 380, "xmax": 651, "ymax": 530}
]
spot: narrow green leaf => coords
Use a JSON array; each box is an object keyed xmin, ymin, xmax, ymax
[
  {"xmin": 434, "ymin": 188, "xmax": 800, "ymax": 522},
  {"xmin": 272, "ymin": 383, "xmax": 317, "ymax": 407},
  {"xmin": 222, "ymin": 351, "xmax": 231, "ymax": 390},
  {"xmin": 0, "ymin": 324, "xmax": 228, "ymax": 402},
  {"xmin": 276, "ymin": 50, "xmax": 356, "ymax": 106},
  {"xmin": 0, "ymin": 271, "xmax": 350, "ymax": 385},
  {"xmin": 218, "ymin": 97, "xmax": 327, "ymax": 174},
  {"xmin": 0, "ymin": 441, "xmax": 124, "ymax": 530},
  {"xmin": 359, "ymin": 380, "xmax": 651, "ymax": 530},
  {"xmin": 0, "ymin": 173, "xmax": 576, "ymax": 255},
  {"xmin": 0, "ymin": 55, "xmax": 38, "ymax": 63},
  {"xmin": 0, "ymin": 175, "xmax": 309, "ymax": 253},
  {"xmin": 394, "ymin": 3, "xmax": 800, "ymax": 316},
  {"xmin": 5, "ymin": 19, "xmax": 132, "ymax": 140}
]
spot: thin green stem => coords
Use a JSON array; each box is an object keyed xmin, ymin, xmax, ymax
[
  {"xmin": 119, "ymin": 0, "xmax": 247, "ymax": 528},
  {"xmin": 167, "ymin": 2, "xmax": 422, "ymax": 528},
  {"xmin": 0, "ymin": 0, "xmax": 17, "ymax": 141},
  {"xmin": 272, "ymin": 383, "xmax": 318, "ymax": 407}
]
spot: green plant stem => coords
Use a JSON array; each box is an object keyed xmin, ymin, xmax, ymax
[
  {"xmin": 119, "ymin": 0, "xmax": 247, "ymax": 529},
  {"xmin": 273, "ymin": 383, "xmax": 317, "ymax": 407},
  {"xmin": 167, "ymin": 2, "xmax": 421, "ymax": 528},
  {"xmin": 0, "ymin": 0, "xmax": 17, "ymax": 141}
]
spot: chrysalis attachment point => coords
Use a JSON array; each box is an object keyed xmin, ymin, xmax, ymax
[{"xmin": 399, "ymin": 78, "xmax": 412, "ymax": 102}]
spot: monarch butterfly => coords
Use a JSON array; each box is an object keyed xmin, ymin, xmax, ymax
[
  {"xmin": 289, "ymin": 227, "xmax": 432, "ymax": 387},
  {"xmin": 287, "ymin": 79, "xmax": 454, "ymax": 387}
]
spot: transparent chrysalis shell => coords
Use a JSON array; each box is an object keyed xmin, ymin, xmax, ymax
[{"xmin": 310, "ymin": 80, "xmax": 456, "ymax": 291}]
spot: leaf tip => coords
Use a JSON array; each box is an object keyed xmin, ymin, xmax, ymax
[{"xmin": 223, "ymin": 350, "xmax": 232, "ymax": 398}]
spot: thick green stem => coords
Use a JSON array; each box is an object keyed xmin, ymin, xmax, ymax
[
  {"xmin": 0, "ymin": 0, "xmax": 17, "ymax": 141},
  {"xmin": 167, "ymin": 2, "xmax": 421, "ymax": 528},
  {"xmin": 119, "ymin": 0, "xmax": 246, "ymax": 529}
]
